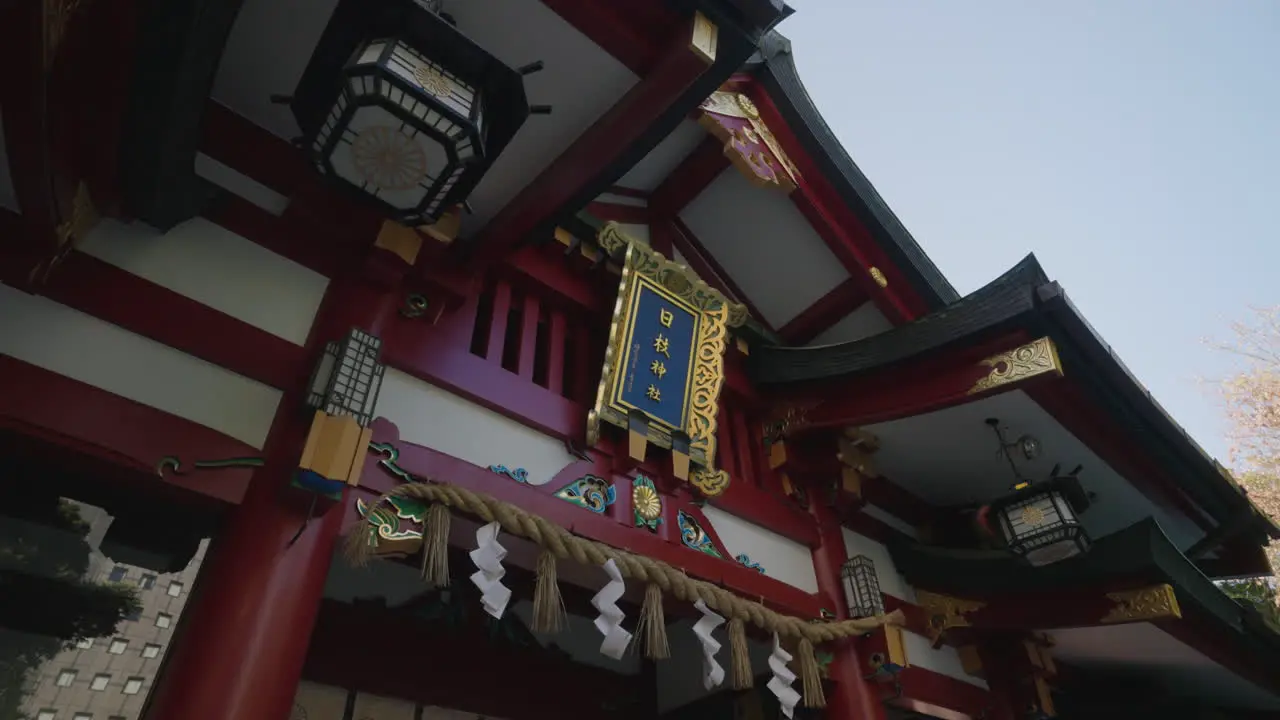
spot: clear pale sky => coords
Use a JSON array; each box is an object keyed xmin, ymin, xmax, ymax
[{"xmin": 780, "ymin": 1, "xmax": 1279, "ymax": 463}]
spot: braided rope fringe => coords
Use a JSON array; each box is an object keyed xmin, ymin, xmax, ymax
[{"xmin": 347, "ymin": 480, "xmax": 904, "ymax": 646}]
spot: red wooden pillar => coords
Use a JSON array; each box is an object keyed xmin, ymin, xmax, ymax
[
  {"xmin": 810, "ymin": 500, "xmax": 887, "ymax": 720},
  {"xmin": 143, "ymin": 252, "xmax": 405, "ymax": 720}
]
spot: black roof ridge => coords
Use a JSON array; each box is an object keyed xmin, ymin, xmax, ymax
[{"xmin": 750, "ymin": 254, "xmax": 1046, "ymax": 385}]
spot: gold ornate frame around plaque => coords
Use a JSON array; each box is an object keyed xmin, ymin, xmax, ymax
[{"xmin": 587, "ymin": 223, "xmax": 748, "ymax": 496}]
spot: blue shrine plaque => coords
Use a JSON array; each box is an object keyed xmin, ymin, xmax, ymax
[
  {"xmin": 613, "ymin": 277, "xmax": 700, "ymax": 431},
  {"xmin": 587, "ymin": 224, "xmax": 749, "ymax": 498}
]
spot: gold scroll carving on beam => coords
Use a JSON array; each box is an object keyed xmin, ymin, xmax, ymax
[
  {"xmin": 698, "ymin": 90, "xmax": 800, "ymax": 193},
  {"xmin": 916, "ymin": 590, "xmax": 987, "ymax": 648},
  {"xmin": 968, "ymin": 336, "xmax": 1064, "ymax": 395},
  {"xmin": 1101, "ymin": 584, "xmax": 1182, "ymax": 624},
  {"xmin": 589, "ymin": 223, "xmax": 748, "ymax": 497}
]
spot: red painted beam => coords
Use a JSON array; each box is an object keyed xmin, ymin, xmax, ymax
[
  {"xmin": 649, "ymin": 135, "xmax": 729, "ymax": 216},
  {"xmin": 466, "ymin": 15, "xmax": 718, "ymax": 269},
  {"xmin": 44, "ymin": 251, "xmax": 309, "ymax": 390},
  {"xmin": 778, "ymin": 276, "xmax": 870, "ymax": 345},
  {"xmin": 606, "ymin": 185, "xmax": 651, "ymax": 201},
  {"xmin": 787, "ymin": 331, "xmax": 1039, "ymax": 432},
  {"xmin": 746, "ymin": 83, "xmax": 933, "ymax": 323},
  {"xmin": 861, "ymin": 476, "xmax": 937, "ymax": 529},
  {"xmin": 0, "ymin": 356, "xmax": 257, "ymax": 505},
  {"xmin": 355, "ymin": 418, "xmax": 826, "ymax": 618}
]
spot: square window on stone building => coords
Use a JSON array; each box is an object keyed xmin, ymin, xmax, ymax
[
  {"xmin": 37, "ymin": 711, "xmax": 55, "ymax": 720},
  {"xmin": 74, "ymin": 712, "xmax": 92, "ymax": 720},
  {"xmin": 56, "ymin": 669, "xmax": 76, "ymax": 687},
  {"xmin": 123, "ymin": 677, "xmax": 144, "ymax": 695},
  {"xmin": 92, "ymin": 673, "xmax": 111, "ymax": 691},
  {"xmin": 156, "ymin": 613, "xmax": 172, "ymax": 628},
  {"xmin": 108, "ymin": 566, "xmax": 126, "ymax": 582},
  {"xmin": 142, "ymin": 643, "xmax": 161, "ymax": 659},
  {"xmin": 168, "ymin": 581, "xmax": 183, "ymax": 597},
  {"xmin": 109, "ymin": 638, "xmax": 127, "ymax": 655},
  {"xmin": 140, "ymin": 574, "xmax": 156, "ymax": 589},
  {"xmin": 76, "ymin": 638, "xmax": 93, "ymax": 649}
]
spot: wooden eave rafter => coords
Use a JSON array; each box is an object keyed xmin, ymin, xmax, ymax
[{"xmin": 463, "ymin": 7, "xmax": 773, "ymax": 270}]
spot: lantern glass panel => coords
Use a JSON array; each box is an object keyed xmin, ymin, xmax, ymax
[
  {"xmin": 996, "ymin": 489, "xmax": 1090, "ymax": 567},
  {"xmin": 841, "ymin": 555, "xmax": 885, "ymax": 619},
  {"xmin": 308, "ymin": 329, "xmax": 386, "ymax": 428}
]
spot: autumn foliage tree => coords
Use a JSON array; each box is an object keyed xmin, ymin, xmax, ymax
[{"xmin": 1214, "ymin": 306, "xmax": 1280, "ymax": 628}]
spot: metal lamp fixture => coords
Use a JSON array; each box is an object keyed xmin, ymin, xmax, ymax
[
  {"xmin": 841, "ymin": 554, "xmax": 886, "ymax": 619},
  {"xmin": 289, "ymin": 0, "xmax": 539, "ymax": 224},
  {"xmin": 306, "ymin": 327, "xmax": 386, "ymax": 428},
  {"xmin": 984, "ymin": 418, "xmax": 1092, "ymax": 566}
]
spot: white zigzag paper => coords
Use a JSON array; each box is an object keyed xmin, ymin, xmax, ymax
[
  {"xmin": 768, "ymin": 632, "xmax": 801, "ymax": 719},
  {"xmin": 591, "ymin": 558, "xmax": 633, "ymax": 660},
  {"xmin": 693, "ymin": 599, "xmax": 726, "ymax": 691},
  {"xmin": 468, "ymin": 521, "xmax": 512, "ymax": 619}
]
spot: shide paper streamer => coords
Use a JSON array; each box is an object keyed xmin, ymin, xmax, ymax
[
  {"xmin": 768, "ymin": 633, "xmax": 801, "ymax": 719},
  {"xmin": 469, "ymin": 521, "xmax": 511, "ymax": 619},
  {"xmin": 693, "ymin": 598, "xmax": 726, "ymax": 691},
  {"xmin": 591, "ymin": 558, "xmax": 633, "ymax": 660}
]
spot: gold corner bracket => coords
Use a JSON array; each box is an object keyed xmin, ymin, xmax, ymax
[
  {"xmin": 1101, "ymin": 584, "xmax": 1182, "ymax": 624},
  {"xmin": 587, "ymin": 223, "xmax": 746, "ymax": 497},
  {"xmin": 916, "ymin": 590, "xmax": 987, "ymax": 647},
  {"xmin": 968, "ymin": 336, "xmax": 1064, "ymax": 395}
]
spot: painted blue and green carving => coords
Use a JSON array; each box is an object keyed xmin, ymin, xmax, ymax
[
  {"xmin": 368, "ymin": 441, "xmax": 413, "ymax": 483},
  {"xmin": 554, "ymin": 475, "xmax": 616, "ymax": 513},
  {"xmin": 632, "ymin": 475, "xmax": 663, "ymax": 532},
  {"xmin": 678, "ymin": 510, "xmax": 722, "ymax": 558},
  {"xmin": 355, "ymin": 496, "xmax": 427, "ymax": 552},
  {"xmin": 735, "ymin": 554, "xmax": 765, "ymax": 574},
  {"xmin": 488, "ymin": 464, "xmax": 530, "ymax": 483}
]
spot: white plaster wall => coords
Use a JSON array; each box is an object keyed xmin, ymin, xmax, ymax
[
  {"xmin": 374, "ymin": 368, "xmax": 577, "ymax": 486},
  {"xmin": 841, "ymin": 528, "xmax": 916, "ymax": 603},
  {"xmin": 809, "ymin": 303, "xmax": 894, "ymax": 346},
  {"xmin": 901, "ymin": 631, "xmax": 989, "ymax": 689},
  {"xmin": 78, "ymin": 217, "xmax": 327, "ymax": 346},
  {"xmin": 0, "ymin": 284, "xmax": 281, "ymax": 448},
  {"xmin": 194, "ymin": 152, "xmax": 290, "ymax": 216},
  {"xmin": 701, "ymin": 505, "xmax": 818, "ymax": 594}
]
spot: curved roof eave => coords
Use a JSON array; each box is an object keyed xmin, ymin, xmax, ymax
[{"xmin": 753, "ymin": 34, "xmax": 960, "ymax": 311}]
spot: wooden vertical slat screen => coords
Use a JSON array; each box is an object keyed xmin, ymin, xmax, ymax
[
  {"xmin": 547, "ymin": 310, "xmax": 567, "ymax": 396},
  {"xmin": 517, "ymin": 293, "xmax": 540, "ymax": 380},
  {"xmin": 485, "ymin": 280, "xmax": 512, "ymax": 364}
]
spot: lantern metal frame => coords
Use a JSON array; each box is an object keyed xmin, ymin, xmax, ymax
[
  {"xmin": 841, "ymin": 554, "xmax": 886, "ymax": 619},
  {"xmin": 989, "ymin": 477, "xmax": 1092, "ymax": 567},
  {"xmin": 291, "ymin": 0, "xmax": 530, "ymax": 224},
  {"xmin": 306, "ymin": 327, "xmax": 386, "ymax": 428}
]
